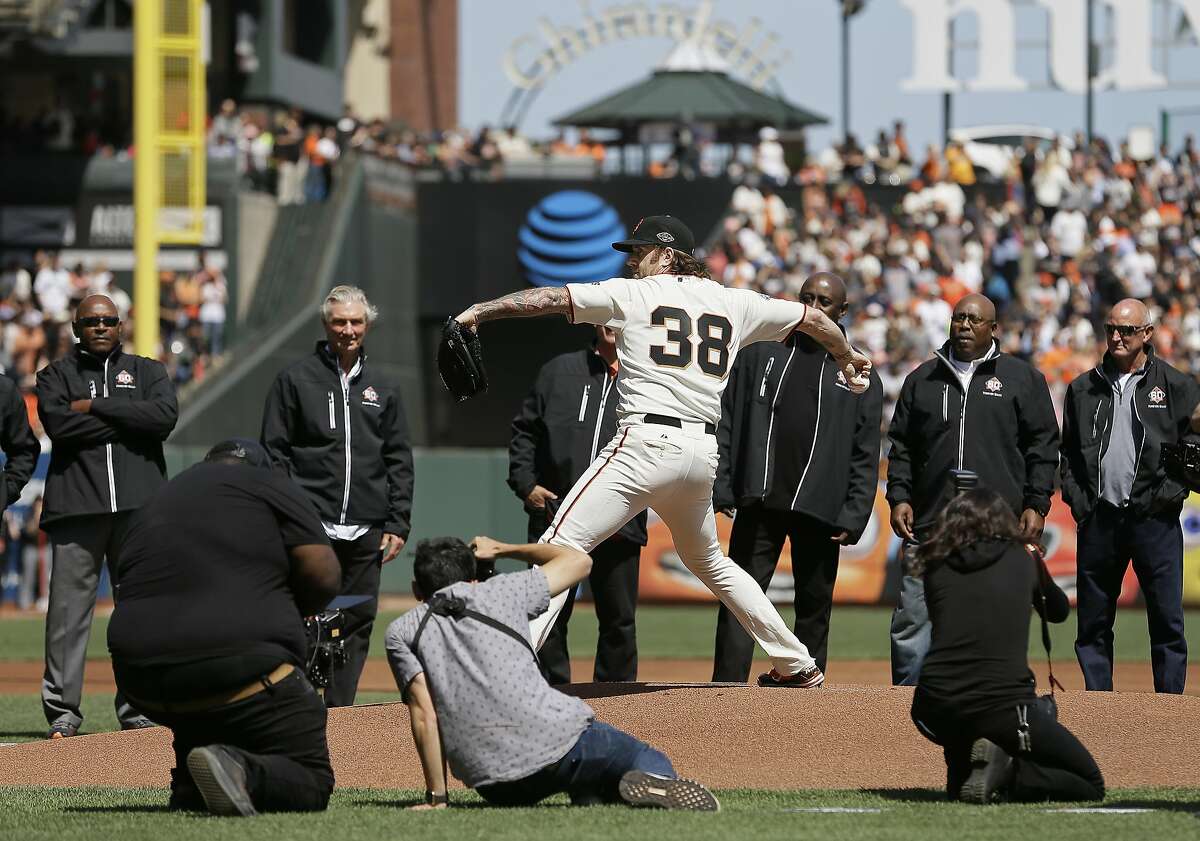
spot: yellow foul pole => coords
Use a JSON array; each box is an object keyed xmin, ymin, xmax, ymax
[{"xmin": 133, "ymin": 1, "xmax": 161, "ymax": 357}]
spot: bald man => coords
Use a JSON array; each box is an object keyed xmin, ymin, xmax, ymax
[
  {"xmin": 713, "ymin": 273, "xmax": 883, "ymax": 680},
  {"xmin": 1061, "ymin": 299, "xmax": 1200, "ymax": 694},
  {"xmin": 885, "ymin": 293, "xmax": 1059, "ymax": 685},
  {"xmin": 36, "ymin": 294, "xmax": 178, "ymax": 737}
]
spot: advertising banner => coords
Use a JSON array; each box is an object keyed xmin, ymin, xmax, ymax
[{"xmin": 638, "ymin": 487, "xmax": 1200, "ymax": 607}]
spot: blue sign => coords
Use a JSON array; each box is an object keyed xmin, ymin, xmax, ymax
[{"xmin": 518, "ymin": 191, "xmax": 626, "ymax": 287}]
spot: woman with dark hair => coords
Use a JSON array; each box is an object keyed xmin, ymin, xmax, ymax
[{"xmin": 911, "ymin": 488, "xmax": 1105, "ymax": 804}]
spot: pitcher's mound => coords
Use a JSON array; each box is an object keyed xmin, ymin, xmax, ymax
[{"xmin": 2, "ymin": 685, "xmax": 1196, "ymax": 791}]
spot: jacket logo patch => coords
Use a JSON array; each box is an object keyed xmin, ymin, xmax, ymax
[
  {"xmin": 834, "ymin": 370, "xmax": 855, "ymax": 392},
  {"xmin": 1148, "ymin": 386, "xmax": 1167, "ymax": 407},
  {"xmin": 982, "ymin": 376, "xmax": 1003, "ymax": 396},
  {"xmin": 115, "ymin": 370, "xmax": 135, "ymax": 389},
  {"xmin": 362, "ymin": 386, "xmax": 381, "ymax": 407}
]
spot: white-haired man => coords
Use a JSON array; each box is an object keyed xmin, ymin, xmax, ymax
[{"xmin": 261, "ymin": 285, "xmax": 415, "ymax": 706}]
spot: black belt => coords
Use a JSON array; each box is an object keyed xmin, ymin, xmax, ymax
[{"xmin": 644, "ymin": 413, "xmax": 716, "ymax": 435}]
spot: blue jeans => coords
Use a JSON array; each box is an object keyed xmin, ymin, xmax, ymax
[
  {"xmin": 475, "ymin": 721, "xmax": 675, "ymax": 806},
  {"xmin": 890, "ymin": 545, "xmax": 930, "ymax": 686}
]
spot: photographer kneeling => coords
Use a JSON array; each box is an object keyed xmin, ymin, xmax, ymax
[
  {"xmin": 108, "ymin": 439, "xmax": 341, "ymax": 816},
  {"xmin": 910, "ymin": 489, "xmax": 1105, "ymax": 804},
  {"xmin": 385, "ymin": 536, "xmax": 718, "ymax": 811}
]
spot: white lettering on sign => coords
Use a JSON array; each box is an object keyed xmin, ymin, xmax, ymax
[
  {"xmin": 502, "ymin": 0, "xmax": 789, "ymax": 91},
  {"xmin": 901, "ymin": 0, "xmax": 1199, "ymax": 94},
  {"xmin": 88, "ymin": 205, "xmax": 221, "ymax": 247}
]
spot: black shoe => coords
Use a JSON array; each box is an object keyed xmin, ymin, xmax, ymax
[
  {"xmin": 186, "ymin": 746, "xmax": 259, "ymax": 817},
  {"xmin": 959, "ymin": 738, "xmax": 1014, "ymax": 804},
  {"xmin": 121, "ymin": 717, "xmax": 157, "ymax": 731},
  {"xmin": 47, "ymin": 721, "xmax": 78, "ymax": 739},
  {"xmin": 618, "ymin": 771, "xmax": 720, "ymax": 812}
]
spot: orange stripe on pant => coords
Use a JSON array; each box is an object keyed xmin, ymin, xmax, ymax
[{"xmin": 548, "ymin": 427, "xmax": 630, "ymax": 544}]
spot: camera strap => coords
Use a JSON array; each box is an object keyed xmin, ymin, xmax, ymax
[
  {"xmin": 411, "ymin": 593, "xmax": 539, "ymax": 665},
  {"xmin": 1027, "ymin": 545, "xmax": 1064, "ymax": 697}
]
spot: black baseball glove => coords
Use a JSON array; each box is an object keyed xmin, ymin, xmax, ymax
[
  {"xmin": 438, "ymin": 316, "xmax": 488, "ymax": 401},
  {"xmin": 1161, "ymin": 440, "xmax": 1200, "ymax": 493}
]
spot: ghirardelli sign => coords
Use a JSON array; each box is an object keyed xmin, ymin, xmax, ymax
[
  {"xmin": 503, "ymin": 0, "xmax": 788, "ymax": 90},
  {"xmin": 902, "ymin": 0, "xmax": 1200, "ymax": 93}
]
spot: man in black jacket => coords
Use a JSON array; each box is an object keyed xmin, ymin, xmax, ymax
[
  {"xmin": 0, "ymin": 375, "xmax": 40, "ymax": 589},
  {"xmin": 712, "ymin": 273, "xmax": 882, "ymax": 680},
  {"xmin": 36, "ymin": 294, "xmax": 178, "ymax": 737},
  {"xmin": 885, "ymin": 293, "xmax": 1058, "ymax": 685},
  {"xmin": 261, "ymin": 285, "xmax": 414, "ymax": 707},
  {"xmin": 1061, "ymin": 299, "xmax": 1200, "ymax": 693},
  {"xmin": 508, "ymin": 325, "xmax": 646, "ymax": 683}
]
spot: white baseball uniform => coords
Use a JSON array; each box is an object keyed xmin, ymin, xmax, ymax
[{"xmin": 533, "ymin": 273, "xmax": 818, "ymax": 676}]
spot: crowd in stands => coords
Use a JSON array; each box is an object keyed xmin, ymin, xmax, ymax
[
  {"xmin": 0, "ymin": 250, "xmax": 226, "ymax": 610},
  {"xmin": 704, "ymin": 125, "xmax": 1200, "ymax": 428}
]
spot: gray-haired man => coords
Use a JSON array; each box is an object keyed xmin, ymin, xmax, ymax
[{"xmin": 261, "ymin": 285, "xmax": 415, "ymax": 706}]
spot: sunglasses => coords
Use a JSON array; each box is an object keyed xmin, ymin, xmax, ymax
[
  {"xmin": 76, "ymin": 316, "xmax": 120, "ymax": 328},
  {"xmin": 1104, "ymin": 323, "xmax": 1149, "ymax": 338},
  {"xmin": 949, "ymin": 313, "xmax": 994, "ymax": 327}
]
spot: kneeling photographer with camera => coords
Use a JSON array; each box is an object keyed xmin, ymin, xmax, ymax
[
  {"xmin": 910, "ymin": 488, "xmax": 1105, "ymax": 804},
  {"xmin": 385, "ymin": 536, "xmax": 718, "ymax": 811},
  {"xmin": 108, "ymin": 439, "xmax": 341, "ymax": 817}
]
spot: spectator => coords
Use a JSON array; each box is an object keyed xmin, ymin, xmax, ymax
[
  {"xmin": 36, "ymin": 295, "xmax": 178, "ymax": 737},
  {"xmin": 196, "ymin": 256, "xmax": 228, "ymax": 358},
  {"xmin": 885, "ymin": 294, "xmax": 1059, "ymax": 685},
  {"xmin": 260, "ymin": 285, "xmax": 414, "ymax": 707}
]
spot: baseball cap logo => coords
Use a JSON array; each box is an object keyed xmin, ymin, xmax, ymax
[{"xmin": 656, "ymin": 231, "xmax": 675, "ymax": 242}]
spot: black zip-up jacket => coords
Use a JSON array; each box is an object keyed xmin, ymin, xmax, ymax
[
  {"xmin": 0, "ymin": 375, "xmax": 39, "ymax": 511},
  {"xmin": 36, "ymin": 345, "xmax": 177, "ymax": 527},
  {"xmin": 1060, "ymin": 349, "xmax": 1200, "ymax": 523},
  {"xmin": 261, "ymin": 342, "xmax": 414, "ymax": 539},
  {"xmin": 885, "ymin": 342, "xmax": 1059, "ymax": 537},
  {"xmin": 713, "ymin": 334, "xmax": 884, "ymax": 543},
  {"xmin": 508, "ymin": 348, "xmax": 647, "ymax": 545},
  {"xmin": 918, "ymin": 539, "xmax": 1069, "ymax": 715}
]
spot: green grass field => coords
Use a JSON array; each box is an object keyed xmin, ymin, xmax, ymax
[
  {"xmin": 1, "ymin": 786, "xmax": 1197, "ymax": 841},
  {"xmin": 3, "ymin": 606, "xmax": 1198, "ymax": 837},
  {"xmin": 2, "ymin": 604, "xmax": 1196, "ymax": 663}
]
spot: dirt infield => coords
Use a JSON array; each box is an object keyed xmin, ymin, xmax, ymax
[
  {"xmin": 1, "ymin": 657, "xmax": 1197, "ymax": 695},
  {"xmin": 1, "ymin": 685, "xmax": 1197, "ymax": 791}
]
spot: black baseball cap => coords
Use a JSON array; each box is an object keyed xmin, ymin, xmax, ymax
[
  {"xmin": 612, "ymin": 215, "xmax": 695, "ymax": 255},
  {"xmin": 204, "ymin": 438, "xmax": 271, "ymax": 468}
]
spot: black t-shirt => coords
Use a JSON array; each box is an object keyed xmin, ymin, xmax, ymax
[
  {"xmin": 107, "ymin": 463, "xmax": 329, "ymax": 700},
  {"xmin": 916, "ymin": 539, "xmax": 1069, "ymax": 716},
  {"xmin": 764, "ymin": 336, "xmax": 824, "ymax": 510}
]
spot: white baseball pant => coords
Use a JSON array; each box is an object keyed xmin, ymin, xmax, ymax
[{"xmin": 534, "ymin": 419, "xmax": 815, "ymax": 676}]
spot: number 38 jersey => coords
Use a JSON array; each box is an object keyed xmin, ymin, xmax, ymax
[{"xmin": 565, "ymin": 274, "xmax": 809, "ymax": 426}]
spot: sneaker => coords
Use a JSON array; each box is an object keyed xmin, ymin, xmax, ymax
[
  {"xmin": 121, "ymin": 717, "xmax": 157, "ymax": 731},
  {"xmin": 958, "ymin": 738, "xmax": 1014, "ymax": 804},
  {"xmin": 619, "ymin": 770, "xmax": 720, "ymax": 812},
  {"xmin": 186, "ymin": 746, "xmax": 259, "ymax": 817},
  {"xmin": 756, "ymin": 665, "xmax": 825, "ymax": 689},
  {"xmin": 47, "ymin": 721, "xmax": 78, "ymax": 739}
]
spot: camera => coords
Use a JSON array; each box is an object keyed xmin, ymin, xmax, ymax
[
  {"xmin": 304, "ymin": 608, "xmax": 348, "ymax": 690},
  {"xmin": 475, "ymin": 555, "xmax": 496, "ymax": 581}
]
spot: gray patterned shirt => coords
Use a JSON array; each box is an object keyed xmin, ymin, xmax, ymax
[{"xmin": 384, "ymin": 568, "xmax": 593, "ymax": 788}]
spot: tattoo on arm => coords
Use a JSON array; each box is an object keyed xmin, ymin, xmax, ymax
[
  {"xmin": 474, "ymin": 287, "xmax": 571, "ymax": 324},
  {"xmin": 796, "ymin": 307, "xmax": 851, "ymax": 359}
]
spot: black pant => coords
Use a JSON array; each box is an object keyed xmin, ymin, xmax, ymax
[
  {"xmin": 534, "ymin": 523, "xmax": 640, "ymax": 684},
  {"xmin": 1075, "ymin": 503, "xmax": 1186, "ymax": 693},
  {"xmin": 713, "ymin": 506, "xmax": 839, "ymax": 680},
  {"xmin": 911, "ymin": 692, "xmax": 1104, "ymax": 802},
  {"xmin": 323, "ymin": 527, "xmax": 382, "ymax": 707},
  {"xmin": 149, "ymin": 668, "xmax": 334, "ymax": 813}
]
